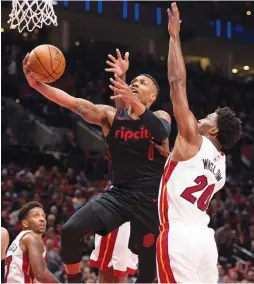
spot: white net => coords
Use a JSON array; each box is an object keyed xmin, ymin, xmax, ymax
[{"xmin": 8, "ymin": 0, "xmax": 58, "ymax": 33}]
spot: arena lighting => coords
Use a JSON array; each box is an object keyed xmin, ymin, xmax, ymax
[
  {"xmin": 85, "ymin": 0, "xmax": 90, "ymax": 11},
  {"xmin": 243, "ymin": 66, "xmax": 250, "ymax": 71},
  {"xmin": 232, "ymin": 68, "xmax": 238, "ymax": 74},
  {"xmin": 134, "ymin": 3, "xmax": 139, "ymax": 21},
  {"xmin": 75, "ymin": 41, "xmax": 80, "ymax": 46},
  {"xmin": 123, "ymin": 0, "xmax": 127, "ymax": 19},
  {"xmin": 246, "ymin": 10, "xmax": 251, "ymax": 16},
  {"xmin": 98, "ymin": 0, "xmax": 102, "ymax": 14},
  {"xmin": 157, "ymin": 7, "xmax": 162, "ymax": 25}
]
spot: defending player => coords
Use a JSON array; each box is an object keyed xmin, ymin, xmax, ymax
[
  {"xmin": 156, "ymin": 3, "xmax": 242, "ymax": 283},
  {"xmin": 23, "ymin": 50, "xmax": 171, "ymax": 283},
  {"xmin": 4, "ymin": 202, "xmax": 59, "ymax": 283}
]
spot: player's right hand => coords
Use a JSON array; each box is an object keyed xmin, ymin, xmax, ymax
[
  {"xmin": 105, "ymin": 49, "xmax": 129, "ymax": 78},
  {"xmin": 22, "ymin": 53, "xmax": 37, "ymax": 88}
]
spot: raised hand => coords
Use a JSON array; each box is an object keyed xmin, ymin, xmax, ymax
[
  {"xmin": 167, "ymin": 2, "xmax": 181, "ymax": 37},
  {"xmin": 105, "ymin": 49, "xmax": 129, "ymax": 78},
  {"xmin": 22, "ymin": 53, "xmax": 37, "ymax": 88},
  {"xmin": 109, "ymin": 75, "xmax": 135, "ymax": 104}
]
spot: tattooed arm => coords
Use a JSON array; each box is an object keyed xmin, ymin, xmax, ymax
[
  {"xmin": 22, "ymin": 233, "xmax": 59, "ymax": 283},
  {"xmin": 23, "ymin": 54, "xmax": 115, "ymax": 126},
  {"xmin": 32, "ymin": 82, "xmax": 115, "ymax": 126}
]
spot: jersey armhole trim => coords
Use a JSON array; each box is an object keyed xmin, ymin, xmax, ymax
[{"xmin": 19, "ymin": 231, "xmax": 33, "ymax": 254}]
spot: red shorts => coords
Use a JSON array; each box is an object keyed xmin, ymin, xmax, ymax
[{"xmin": 89, "ymin": 222, "xmax": 138, "ymax": 277}]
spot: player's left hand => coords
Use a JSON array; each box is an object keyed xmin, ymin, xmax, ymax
[
  {"xmin": 167, "ymin": 2, "xmax": 181, "ymax": 37},
  {"xmin": 109, "ymin": 75, "xmax": 142, "ymax": 106},
  {"xmin": 151, "ymin": 140, "xmax": 170, "ymax": 159},
  {"xmin": 105, "ymin": 49, "xmax": 129, "ymax": 78}
]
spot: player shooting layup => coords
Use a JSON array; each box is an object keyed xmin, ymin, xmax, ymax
[{"xmin": 23, "ymin": 49, "xmax": 171, "ymax": 282}]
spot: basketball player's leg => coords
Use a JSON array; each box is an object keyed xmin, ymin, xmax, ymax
[
  {"xmin": 129, "ymin": 222, "xmax": 157, "ymax": 283},
  {"xmin": 156, "ymin": 224, "xmax": 204, "ymax": 283},
  {"xmin": 128, "ymin": 197, "xmax": 159, "ymax": 283},
  {"xmin": 99, "ymin": 268, "xmax": 128, "ymax": 283},
  {"xmin": 198, "ymin": 229, "xmax": 218, "ymax": 283},
  {"xmin": 136, "ymin": 242, "xmax": 157, "ymax": 283},
  {"xmin": 156, "ymin": 230, "xmax": 197, "ymax": 283},
  {"xmin": 61, "ymin": 194, "xmax": 126, "ymax": 283}
]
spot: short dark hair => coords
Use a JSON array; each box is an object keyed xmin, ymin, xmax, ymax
[
  {"xmin": 141, "ymin": 74, "xmax": 160, "ymax": 96},
  {"xmin": 216, "ymin": 107, "xmax": 242, "ymax": 149},
  {"xmin": 18, "ymin": 202, "xmax": 43, "ymax": 223}
]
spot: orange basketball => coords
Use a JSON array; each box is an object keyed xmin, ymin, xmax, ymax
[{"xmin": 28, "ymin": 44, "xmax": 66, "ymax": 83}]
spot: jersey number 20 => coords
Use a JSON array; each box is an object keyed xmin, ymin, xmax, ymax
[{"xmin": 180, "ymin": 175, "xmax": 215, "ymax": 211}]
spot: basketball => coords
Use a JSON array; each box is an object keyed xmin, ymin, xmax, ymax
[{"xmin": 28, "ymin": 44, "xmax": 66, "ymax": 84}]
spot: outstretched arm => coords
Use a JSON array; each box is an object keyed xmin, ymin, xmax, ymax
[
  {"xmin": 23, "ymin": 54, "xmax": 113, "ymax": 127},
  {"xmin": 167, "ymin": 3, "xmax": 200, "ymax": 143},
  {"xmin": 23, "ymin": 234, "xmax": 60, "ymax": 283}
]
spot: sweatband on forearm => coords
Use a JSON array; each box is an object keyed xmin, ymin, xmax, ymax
[{"xmin": 139, "ymin": 109, "xmax": 171, "ymax": 141}]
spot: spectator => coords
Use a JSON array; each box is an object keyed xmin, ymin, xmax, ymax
[
  {"xmin": 72, "ymin": 189, "xmax": 86, "ymax": 210},
  {"xmin": 45, "ymin": 239, "xmax": 62, "ymax": 274},
  {"xmin": 2, "ymin": 128, "xmax": 18, "ymax": 146}
]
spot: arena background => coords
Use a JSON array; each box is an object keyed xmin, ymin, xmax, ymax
[{"xmin": 1, "ymin": 1, "xmax": 254, "ymax": 282}]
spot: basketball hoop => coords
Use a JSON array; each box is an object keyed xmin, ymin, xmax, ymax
[{"xmin": 8, "ymin": 0, "xmax": 58, "ymax": 33}]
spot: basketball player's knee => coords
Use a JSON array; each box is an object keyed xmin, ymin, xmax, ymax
[{"xmin": 61, "ymin": 220, "xmax": 81, "ymax": 244}]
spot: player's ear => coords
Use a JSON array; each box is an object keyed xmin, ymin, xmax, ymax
[
  {"xmin": 150, "ymin": 92, "xmax": 157, "ymax": 103},
  {"xmin": 21, "ymin": 220, "xmax": 28, "ymax": 229},
  {"xmin": 209, "ymin": 127, "xmax": 219, "ymax": 137}
]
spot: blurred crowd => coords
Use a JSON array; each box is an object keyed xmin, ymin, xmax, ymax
[
  {"xmin": 1, "ymin": 28, "xmax": 254, "ymax": 283},
  {"xmin": 1, "ymin": 163, "xmax": 110, "ymax": 283}
]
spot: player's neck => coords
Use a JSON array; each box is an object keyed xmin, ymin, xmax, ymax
[
  {"xmin": 206, "ymin": 136, "xmax": 221, "ymax": 151},
  {"xmin": 128, "ymin": 107, "xmax": 140, "ymax": 120}
]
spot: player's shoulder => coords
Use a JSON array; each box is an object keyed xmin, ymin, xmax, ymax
[
  {"xmin": 1, "ymin": 227, "xmax": 10, "ymax": 246},
  {"xmin": 21, "ymin": 231, "xmax": 42, "ymax": 245},
  {"xmin": 1, "ymin": 227, "xmax": 9, "ymax": 239},
  {"xmin": 19, "ymin": 231, "xmax": 43, "ymax": 253},
  {"xmin": 153, "ymin": 110, "xmax": 171, "ymax": 122}
]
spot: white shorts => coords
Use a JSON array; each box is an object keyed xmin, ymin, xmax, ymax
[
  {"xmin": 89, "ymin": 222, "xmax": 138, "ymax": 277},
  {"xmin": 156, "ymin": 223, "xmax": 218, "ymax": 283}
]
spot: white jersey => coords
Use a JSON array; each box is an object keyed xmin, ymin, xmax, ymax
[
  {"xmin": 159, "ymin": 136, "xmax": 226, "ymax": 226},
  {"xmin": 4, "ymin": 230, "xmax": 46, "ymax": 284}
]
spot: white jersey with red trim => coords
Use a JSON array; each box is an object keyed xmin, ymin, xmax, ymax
[
  {"xmin": 159, "ymin": 136, "xmax": 226, "ymax": 226},
  {"xmin": 4, "ymin": 230, "xmax": 46, "ymax": 284}
]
